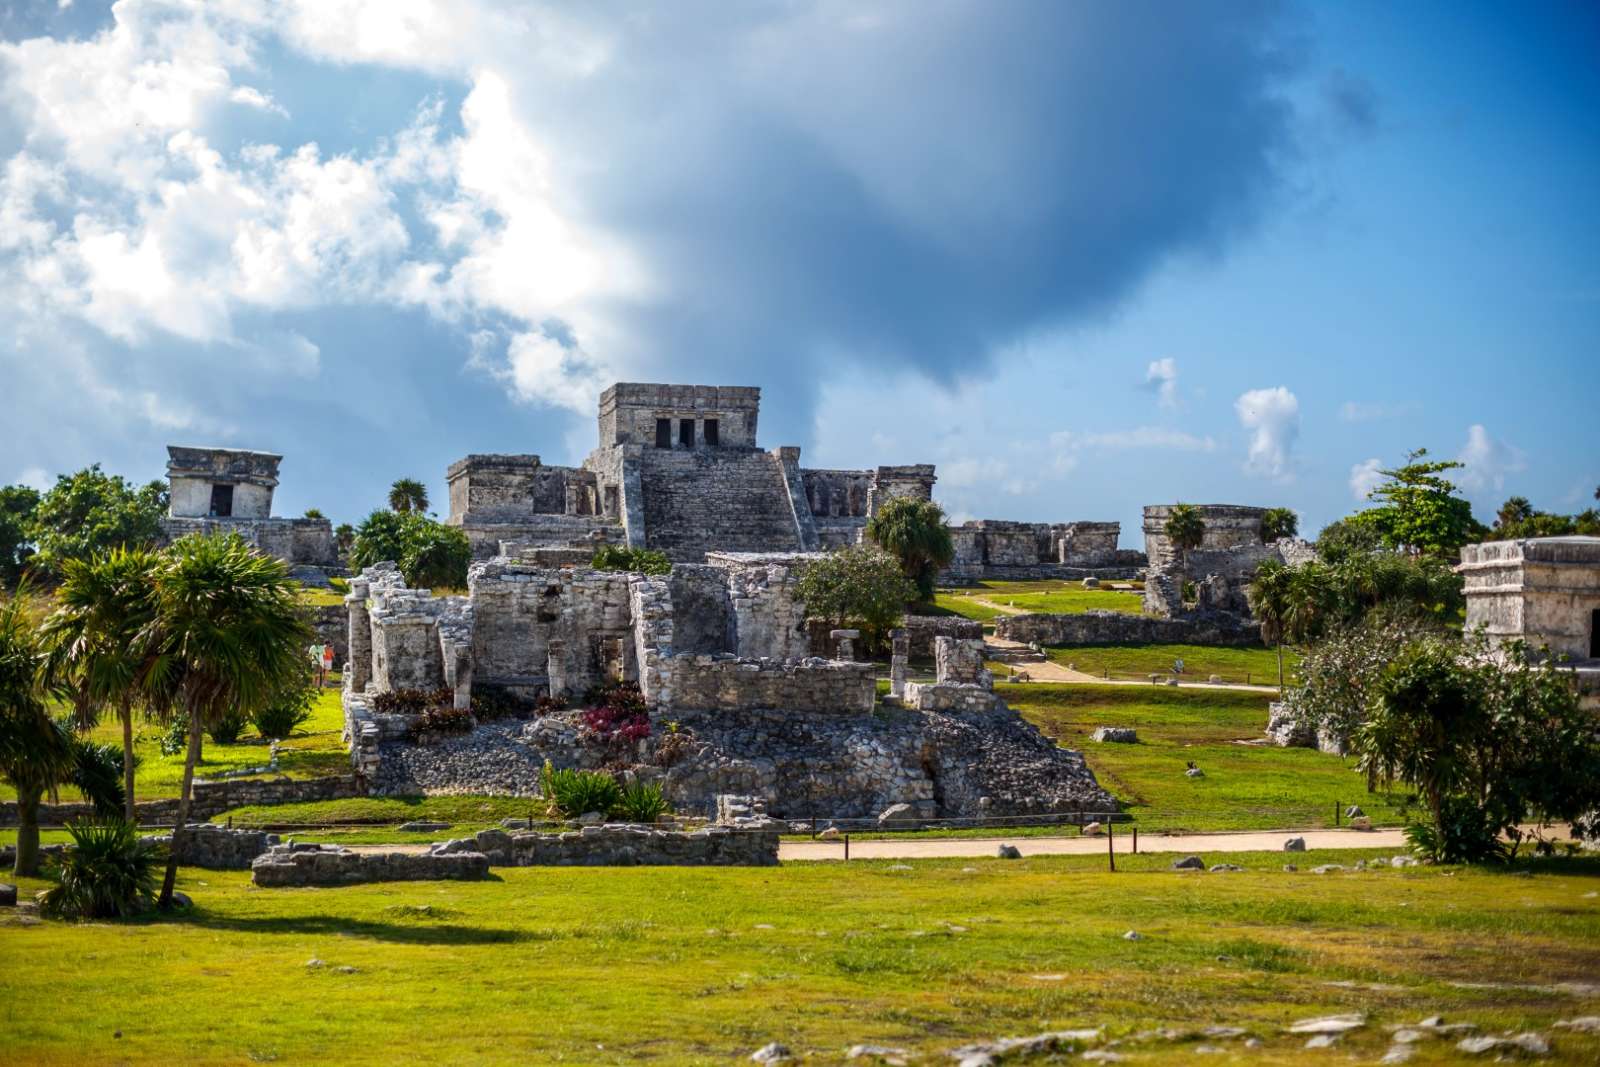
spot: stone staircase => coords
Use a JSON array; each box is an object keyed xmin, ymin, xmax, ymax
[{"xmin": 638, "ymin": 448, "xmax": 803, "ymax": 561}]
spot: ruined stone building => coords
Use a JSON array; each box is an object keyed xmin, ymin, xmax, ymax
[
  {"xmin": 446, "ymin": 381, "xmax": 1135, "ymax": 576},
  {"xmin": 1459, "ymin": 536, "xmax": 1600, "ymax": 709},
  {"xmin": 160, "ymin": 446, "xmax": 337, "ymax": 581},
  {"xmin": 1141, "ymin": 504, "xmax": 1272, "ymax": 569},
  {"xmin": 342, "ymin": 553, "xmax": 1113, "ymax": 819}
]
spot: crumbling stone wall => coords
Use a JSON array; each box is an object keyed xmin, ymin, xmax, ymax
[
  {"xmin": 467, "ymin": 561, "xmax": 636, "ymax": 697},
  {"xmin": 144, "ymin": 825, "xmax": 276, "ymax": 870},
  {"xmin": 369, "ymin": 588, "xmax": 447, "ymax": 692},
  {"xmin": 252, "ymin": 843, "xmax": 489, "ymax": 886},
  {"xmin": 902, "ymin": 616, "xmax": 986, "ymax": 659},
  {"xmin": 1, "ymin": 775, "xmax": 362, "ymax": 828},
  {"xmin": 1458, "ymin": 537, "xmax": 1600, "ymax": 662},
  {"xmin": 1142, "ymin": 504, "xmax": 1269, "ymax": 569},
  {"xmin": 995, "ymin": 610, "xmax": 1260, "ymax": 647},
  {"xmin": 436, "ymin": 825, "xmax": 779, "ymax": 867},
  {"xmin": 666, "ymin": 656, "xmax": 876, "ymax": 713},
  {"xmin": 709, "ymin": 552, "xmax": 814, "ymax": 661},
  {"xmin": 945, "ymin": 520, "xmax": 1140, "ymax": 579}
]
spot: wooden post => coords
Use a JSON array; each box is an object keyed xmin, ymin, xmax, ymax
[
  {"xmin": 1107, "ymin": 819, "xmax": 1115, "ymax": 872},
  {"xmin": 844, "ymin": 834, "xmax": 850, "ymax": 862},
  {"xmin": 1132, "ymin": 826, "xmax": 1138, "ymax": 854},
  {"xmin": 1334, "ymin": 801, "xmax": 1340, "ymax": 827}
]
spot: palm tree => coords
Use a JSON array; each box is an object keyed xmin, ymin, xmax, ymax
[
  {"xmin": 0, "ymin": 586, "xmax": 70, "ymax": 876},
  {"xmin": 1260, "ymin": 507, "xmax": 1299, "ymax": 543},
  {"xmin": 865, "ymin": 497, "xmax": 955, "ymax": 603},
  {"xmin": 143, "ymin": 534, "xmax": 309, "ymax": 908},
  {"xmin": 388, "ymin": 478, "xmax": 429, "ymax": 514},
  {"xmin": 1163, "ymin": 503, "xmax": 1206, "ymax": 573},
  {"xmin": 42, "ymin": 547, "xmax": 161, "ymax": 822},
  {"xmin": 1246, "ymin": 559, "xmax": 1294, "ymax": 688}
]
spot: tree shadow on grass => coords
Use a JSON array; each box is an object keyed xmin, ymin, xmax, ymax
[{"xmin": 167, "ymin": 908, "xmax": 534, "ymax": 946}]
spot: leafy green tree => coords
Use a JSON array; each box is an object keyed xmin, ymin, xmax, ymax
[
  {"xmin": 1259, "ymin": 507, "xmax": 1298, "ymax": 543},
  {"xmin": 1162, "ymin": 503, "xmax": 1206, "ymax": 572},
  {"xmin": 1347, "ymin": 449, "xmax": 1485, "ymax": 558},
  {"xmin": 591, "ymin": 545, "xmax": 672, "ymax": 575},
  {"xmin": 1489, "ymin": 495, "xmax": 1600, "ymax": 540},
  {"xmin": 1315, "ymin": 515, "xmax": 1382, "ymax": 563},
  {"xmin": 29, "ymin": 466, "xmax": 167, "ymax": 576},
  {"xmin": 349, "ymin": 510, "xmax": 472, "ymax": 589},
  {"xmin": 0, "ymin": 485, "xmax": 40, "ymax": 587},
  {"xmin": 1245, "ymin": 559, "xmax": 1295, "ymax": 687},
  {"xmin": 142, "ymin": 534, "xmax": 310, "ymax": 907},
  {"xmin": 865, "ymin": 497, "xmax": 954, "ymax": 602},
  {"xmin": 42, "ymin": 547, "xmax": 162, "ymax": 821},
  {"xmin": 334, "ymin": 523, "xmax": 356, "ymax": 561},
  {"xmin": 795, "ymin": 545, "xmax": 915, "ymax": 650},
  {"xmin": 1361, "ymin": 633, "xmax": 1600, "ymax": 862},
  {"xmin": 388, "ymin": 478, "xmax": 429, "ymax": 514}
]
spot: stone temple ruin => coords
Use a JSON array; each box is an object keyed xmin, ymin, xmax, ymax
[
  {"xmin": 445, "ymin": 382, "xmax": 1138, "ymax": 578},
  {"xmin": 159, "ymin": 446, "xmax": 337, "ymax": 584},
  {"xmin": 340, "ymin": 551, "xmax": 1114, "ymax": 821},
  {"xmin": 1458, "ymin": 535, "xmax": 1600, "ymax": 709}
]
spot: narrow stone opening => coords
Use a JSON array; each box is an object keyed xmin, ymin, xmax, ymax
[
  {"xmin": 679, "ymin": 418, "xmax": 695, "ymax": 447},
  {"xmin": 1591, "ymin": 608, "xmax": 1599, "ymax": 659},
  {"xmin": 209, "ymin": 483, "xmax": 234, "ymax": 517},
  {"xmin": 655, "ymin": 418, "xmax": 671, "ymax": 448},
  {"xmin": 704, "ymin": 418, "xmax": 719, "ymax": 446}
]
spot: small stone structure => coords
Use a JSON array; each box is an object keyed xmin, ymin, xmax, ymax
[
  {"xmin": 143, "ymin": 825, "xmax": 277, "ymax": 870},
  {"xmin": 434, "ymin": 825, "xmax": 779, "ymax": 867},
  {"xmin": 945, "ymin": 520, "xmax": 1144, "ymax": 580},
  {"xmin": 159, "ymin": 445, "xmax": 338, "ymax": 582},
  {"xmin": 251, "ymin": 842, "xmax": 490, "ymax": 886},
  {"xmin": 901, "ymin": 615, "xmax": 986, "ymax": 659},
  {"xmin": 902, "ymin": 637, "xmax": 1003, "ymax": 713},
  {"xmin": 1142, "ymin": 504, "xmax": 1271, "ymax": 569},
  {"xmin": 1458, "ymin": 536, "xmax": 1600, "ymax": 710}
]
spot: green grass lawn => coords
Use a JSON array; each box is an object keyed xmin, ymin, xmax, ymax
[
  {"xmin": 933, "ymin": 580, "xmax": 1145, "ymax": 624},
  {"xmin": 1043, "ymin": 642, "xmax": 1297, "ymax": 685},
  {"xmin": 1003, "ymin": 683, "xmax": 1407, "ymax": 832},
  {"xmin": 0, "ymin": 680, "xmax": 350, "ymax": 803},
  {"xmin": 298, "ymin": 585, "xmax": 347, "ymax": 607},
  {"xmin": 3, "ymin": 853, "xmax": 1597, "ymax": 1065}
]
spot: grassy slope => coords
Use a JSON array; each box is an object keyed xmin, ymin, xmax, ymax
[
  {"xmin": 933, "ymin": 579, "xmax": 1145, "ymax": 624},
  {"xmin": 0, "ymin": 681, "xmax": 350, "ymax": 803},
  {"xmin": 1044, "ymin": 643, "xmax": 1296, "ymax": 685},
  {"xmin": 2, "ymin": 855, "xmax": 1597, "ymax": 1065},
  {"xmin": 1002, "ymin": 683, "xmax": 1407, "ymax": 832}
]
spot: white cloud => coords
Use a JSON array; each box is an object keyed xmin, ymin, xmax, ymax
[
  {"xmin": 16, "ymin": 466, "xmax": 50, "ymax": 490},
  {"xmin": 1349, "ymin": 457, "xmax": 1384, "ymax": 501},
  {"xmin": 1456, "ymin": 424, "xmax": 1527, "ymax": 492},
  {"xmin": 1235, "ymin": 386, "xmax": 1300, "ymax": 481},
  {"xmin": 496, "ymin": 331, "xmax": 610, "ymax": 415},
  {"xmin": 1144, "ymin": 357, "xmax": 1179, "ymax": 409}
]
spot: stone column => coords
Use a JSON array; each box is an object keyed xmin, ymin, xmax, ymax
[
  {"xmin": 547, "ymin": 639, "xmax": 568, "ymax": 701},
  {"xmin": 345, "ymin": 578, "xmax": 372, "ymax": 692},
  {"xmin": 830, "ymin": 628, "xmax": 859, "ymax": 662},
  {"xmin": 889, "ymin": 628, "xmax": 909, "ymax": 699}
]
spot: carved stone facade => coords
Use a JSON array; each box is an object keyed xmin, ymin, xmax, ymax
[{"xmin": 159, "ymin": 445, "xmax": 337, "ymax": 576}]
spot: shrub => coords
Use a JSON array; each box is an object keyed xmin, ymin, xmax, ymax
[
  {"xmin": 795, "ymin": 544, "xmax": 915, "ymax": 650},
  {"xmin": 580, "ymin": 682, "xmax": 651, "ymax": 746},
  {"xmin": 41, "ymin": 819, "xmax": 157, "ymax": 919},
  {"xmin": 253, "ymin": 662, "xmax": 318, "ymax": 739},
  {"xmin": 865, "ymin": 497, "xmax": 954, "ymax": 602},
  {"xmin": 372, "ymin": 687, "xmax": 454, "ymax": 715},
  {"xmin": 471, "ymin": 684, "xmax": 536, "ymax": 722},
  {"xmin": 591, "ymin": 545, "xmax": 671, "ymax": 575},
  {"xmin": 349, "ymin": 509, "xmax": 471, "ymax": 589},
  {"xmin": 207, "ymin": 710, "xmax": 249, "ymax": 745},
  {"xmin": 616, "ymin": 780, "xmax": 671, "ymax": 823},
  {"xmin": 405, "ymin": 705, "xmax": 474, "ymax": 741},
  {"xmin": 69, "ymin": 740, "xmax": 127, "ymax": 818},
  {"xmin": 158, "ymin": 713, "xmax": 190, "ymax": 756},
  {"xmin": 541, "ymin": 762, "xmax": 622, "ymax": 819}
]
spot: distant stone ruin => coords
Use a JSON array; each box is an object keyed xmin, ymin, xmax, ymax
[{"xmin": 159, "ymin": 445, "xmax": 338, "ymax": 583}]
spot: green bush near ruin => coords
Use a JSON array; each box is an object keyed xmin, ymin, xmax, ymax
[{"xmin": 2, "ymin": 853, "xmax": 1596, "ymax": 1064}]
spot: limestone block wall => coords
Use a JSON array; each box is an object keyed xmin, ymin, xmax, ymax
[
  {"xmin": 996, "ymin": 609, "xmax": 1261, "ymax": 647},
  {"xmin": 635, "ymin": 448, "xmax": 804, "ymax": 561},
  {"xmin": 252, "ymin": 843, "xmax": 489, "ymax": 887},
  {"xmin": 369, "ymin": 589, "xmax": 446, "ymax": 692},
  {"xmin": 438, "ymin": 825, "xmax": 780, "ymax": 867},
  {"xmin": 945, "ymin": 520, "xmax": 1133, "ymax": 578},
  {"xmin": 865, "ymin": 464, "xmax": 936, "ymax": 517},
  {"xmin": 664, "ymin": 656, "xmax": 876, "ymax": 713},
  {"xmin": 159, "ymin": 516, "xmax": 336, "ymax": 567},
  {"xmin": 902, "ymin": 615, "xmax": 986, "ymax": 659},
  {"xmin": 1142, "ymin": 504, "xmax": 1268, "ymax": 569},
  {"xmin": 801, "ymin": 468, "xmax": 872, "ymax": 518},
  {"xmin": 1459, "ymin": 537, "xmax": 1600, "ymax": 660},
  {"xmin": 708, "ymin": 552, "xmax": 816, "ymax": 661},
  {"xmin": 598, "ymin": 383, "xmax": 762, "ymax": 449},
  {"xmin": 467, "ymin": 561, "xmax": 637, "ymax": 695}
]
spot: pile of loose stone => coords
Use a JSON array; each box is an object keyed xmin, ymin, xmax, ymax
[
  {"xmin": 371, "ymin": 700, "xmax": 1115, "ymax": 821},
  {"xmin": 432, "ymin": 823, "xmax": 779, "ymax": 867},
  {"xmin": 251, "ymin": 842, "xmax": 490, "ymax": 887}
]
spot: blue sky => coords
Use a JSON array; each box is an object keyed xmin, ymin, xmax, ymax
[{"xmin": 1, "ymin": 1, "xmax": 1594, "ymax": 543}]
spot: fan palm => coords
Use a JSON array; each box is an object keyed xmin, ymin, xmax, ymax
[
  {"xmin": 42, "ymin": 547, "xmax": 161, "ymax": 821},
  {"xmin": 388, "ymin": 478, "xmax": 429, "ymax": 514},
  {"xmin": 865, "ymin": 497, "xmax": 954, "ymax": 602},
  {"xmin": 1246, "ymin": 559, "xmax": 1294, "ymax": 688},
  {"xmin": 0, "ymin": 586, "xmax": 71, "ymax": 876},
  {"xmin": 142, "ymin": 533, "xmax": 309, "ymax": 908}
]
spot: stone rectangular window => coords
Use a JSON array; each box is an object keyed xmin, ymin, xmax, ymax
[
  {"xmin": 704, "ymin": 418, "xmax": 719, "ymax": 446},
  {"xmin": 1592, "ymin": 608, "xmax": 1599, "ymax": 659},
  {"xmin": 679, "ymin": 418, "xmax": 694, "ymax": 447},
  {"xmin": 655, "ymin": 418, "xmax": 672, "ymax": 448},
  {"xmin": 209, "ymin": 483, "xmax": 234, "ymax": 517}
]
